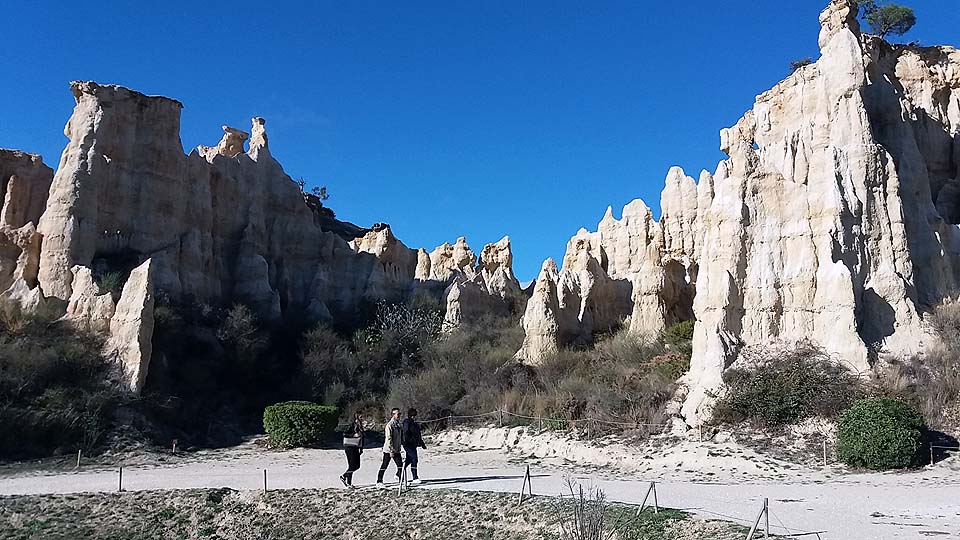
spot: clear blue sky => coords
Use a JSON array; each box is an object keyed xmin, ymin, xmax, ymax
[{"xmin": 1, "ymin": 1, "xmax": 957, "ymax": 282}]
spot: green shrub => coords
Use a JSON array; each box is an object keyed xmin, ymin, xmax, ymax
[
  {"xmin": 837, "ymin": 398, "xmax": 925, "ymax": 469},
  {"xmin": 662, "ymin": 320, "xmax": 695, "ymax": 347},
  {"xmin": 263, "ymin": 401, "xmax": 338, "ymax": 448},
  {"xmin": 712, "ymin": 341, "xmax": 861, "ymax": 426}
]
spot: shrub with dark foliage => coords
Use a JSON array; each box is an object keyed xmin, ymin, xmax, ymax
[
  {"xmin": 712, "ymin": 341, "xmax": 861, "ymax": 426},
  {"xmin": 263, "ymin": 401, "xmax": 338, "ymax": 448},
  {"xmin": 837, "ymin": 398, "xmax": 925, "ymax": 470}
]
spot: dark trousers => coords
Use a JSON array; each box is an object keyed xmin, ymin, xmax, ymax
[
  {"xmin": 343, "ymin": 447, "xmax": 361, "ymax": 485},
  {"xmin": 403, "ymin": 446, "xmax": 419, "ymax": 479},
  {"xmin": 377, "ymin": 452, "xmax": 403, "ymax": 482}
]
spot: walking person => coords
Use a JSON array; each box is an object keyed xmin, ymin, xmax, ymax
[
  {"xmin": 376, "ymin": 407, "xmax": 403, "ymax": 487},
  {"xmin": 402, "ymin": 408, "xmax": 427, "ymax": 484},
  {"xmin": 340, "ymin": 412, "xmax": 364, "ymax": 487}
]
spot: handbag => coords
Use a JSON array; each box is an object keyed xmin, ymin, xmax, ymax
[{"xmin": 343, "ymin": 436, "xmax": 361, "ymax": 447}]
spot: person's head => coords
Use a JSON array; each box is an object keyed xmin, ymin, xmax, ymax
[
  {"xmin": 390, "ymin": 407, "xmax": 401, "ymax": 420},
  {"xmin": 407, "ymin": 408, "xmax": 418, "ymax": 419}
]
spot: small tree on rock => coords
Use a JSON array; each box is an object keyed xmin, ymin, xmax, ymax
[
  {"xmin": 789, "ymin": 57, "xmax": 813, "ymax": 73},
  {"xmin": 856, "ymin": 0, "xmax": 917, "ymax": 38}
]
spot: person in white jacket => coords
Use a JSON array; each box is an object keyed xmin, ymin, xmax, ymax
[{"xmin": 376, "ymin": 407, "xmax": 404, "ymax": 487}]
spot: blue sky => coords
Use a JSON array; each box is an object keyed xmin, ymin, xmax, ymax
[{"xmin": 1, "ymin": 1, "xmax": 957, "ymax": 282}]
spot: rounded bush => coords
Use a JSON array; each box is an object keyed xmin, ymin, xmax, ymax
[
  {"xmin": 837, "ymin": 398, "xmax": 925, "ymax": 470},
  {"xmin": 263, "ymin": 401, "xmax": 338, "ymax": 448}
]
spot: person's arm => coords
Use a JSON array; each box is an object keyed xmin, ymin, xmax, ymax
[{"xmin": 418, "ymin": 422, "xmax": 426, "ymax": 449}]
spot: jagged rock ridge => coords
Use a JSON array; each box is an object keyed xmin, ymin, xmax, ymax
[{"xmin": 1, "ymin": 83, "xmax": 527, "ymax": 392}]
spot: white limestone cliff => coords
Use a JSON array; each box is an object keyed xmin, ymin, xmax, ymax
[{"xmin": 518, "ymin": 0, "xmax": 960, "ymax": 427}]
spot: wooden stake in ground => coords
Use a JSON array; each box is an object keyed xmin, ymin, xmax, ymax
[
  {"xmin": 636, "ymin": 482, "xmax": 658, "ymax": 515},
  {"xmin": 746, "ymin": 497, "xmax": 769, "ymax": 540},
  {"xmin": 398, "ymin": 465, "xmax": 409, "ymax": 496},
  {"xmin": 118, "ymin": 467, "xmax": 123, "ymax": 492},
  {"xmin": 263, "ymin": 469, "xmax": 267, "ymax": 493},
  {"xmin": 516, "ymin": 465, "xmax": 532, "ymax": 507},
  {"xmin": 76, "ymin": 449, "xmax": 81, "ymax": 469}
]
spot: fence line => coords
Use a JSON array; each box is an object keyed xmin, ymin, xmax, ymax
[{"xmin": 363, "ymin": 406, "xmax": 953, "ymax": 471}]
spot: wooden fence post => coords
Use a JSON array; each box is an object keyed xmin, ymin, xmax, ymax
[
  {"xmin": 263, "ymin": 469, "xmax": 267, "ymax": 493},
  {"xmin": 746, "ymin": 497, "xmax": 769, "ymax": 540},
  {"xmin": 118, "ymin": 466, "xmax": 123, "ymax": 492},
  {"xmin": 636, "ymin": 482, "xmax": 658, "ymax": 516},
  {"xmin": 516, "ymin": 465, "xmax": 532, "ymax": 507},
  {"xmin": 76, "ymin": 449, "xmax": 81, "ymax": 469}
]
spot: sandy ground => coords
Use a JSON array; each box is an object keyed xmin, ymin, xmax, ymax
[{"xmin": 0, "ymin": 428, "xmax": 957, "ymax": 539}]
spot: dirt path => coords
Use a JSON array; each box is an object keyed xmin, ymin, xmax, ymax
[{"xmin": 0, "ymin": 438, "xmax": 956, "ymax": 539}]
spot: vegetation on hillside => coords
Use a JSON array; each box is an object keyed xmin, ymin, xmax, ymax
[
  {"xmin": 299, "ymin": 297, "xmax": 694, "ymax": 435},
  {"xmin": 711, "ymin": 341, "xmax": 862, "ymax": 427},
  {"xmin": 0, "ymin": 301, "xmax": 128, "ymax": 460}
]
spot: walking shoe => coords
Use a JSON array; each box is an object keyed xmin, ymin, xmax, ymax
[
  {"xmin": 376, "ymin": 482, "xmax": 386, "ymax": 488},
  {"xmin": 339, "ymin": 475, "xmax": 349, "ymax": 488},
  {"xmin": 410, "ymin": 478, "xmax": 421, "ymax": 485}
]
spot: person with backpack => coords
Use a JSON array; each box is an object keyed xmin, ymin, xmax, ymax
[
  {"xmin": 376, "ymin": 407, "xmax": 404, "ymax": 487},
  {"xmin": 340, "ymin": 412, "xmax": 364, "ymax": 488},
  {"xmin": 402, "ymin": 408, "xmax": 427, "ymax": 484}
]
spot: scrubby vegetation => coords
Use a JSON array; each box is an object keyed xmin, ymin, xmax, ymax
[
  {"xmin": 142, "ymin": 300, "xmax": 314, "ymax": 450},
  {"xmin": 0, "ymin": 301, "xmax": 128, "ymax": 460},
  {"xmin": 837, "ymin": 397, "xmax": 926, "ymax": 470},
  {"xmin": 712, "ymin": 341, "xmax": 862, "ymax": 427},
  {"xmin": 300, "ymin": 302, "xmax": 694, "ymax": 435},
  {"xmin": 262, "ymin": 401, "xmax": 338, "ymax": 448},
  {"xmin": 873, "ymin": 302, "xmax": 960, "ymax": 431}
]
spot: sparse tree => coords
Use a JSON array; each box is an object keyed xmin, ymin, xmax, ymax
[
  {"xmin": 856, "ymin": 0, "xmax": 917, "ymax": 39},
  {"xmin": 296, "ymin": 178, "xmax": 331, "ymax": 201},
  {"xmin": 789, "ymin": 57, "xmax": 813, "ymax": 73}
]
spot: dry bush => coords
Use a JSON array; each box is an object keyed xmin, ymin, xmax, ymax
[
  {"xmin": 517, "ymin": 328, "xmax": 688, "ymax": 432},
  {"xmin": 553, "ymin": 480, "xmax": 621, "ymax": 540},
  {"xmin": 0, "ymin": 300, "xmax": 122, "ymax": 459},
  {"xmin": 712, "ymin": 341, "xmax": 862, "ymax": 427},
  {"xmin": 875, "ymin": 302, "xmax": 960, "ymax": 430}
]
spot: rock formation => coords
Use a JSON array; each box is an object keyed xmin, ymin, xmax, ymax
[
  {"xmin": 517, "ymin": 182, "xmax": 698, "ymax": 362},
  {"xmin": 0, "ymin": 151, "xmax": 52, "ymax": 304},
  {"xmin": 1, "ymin": 83, "xmax": 527, "ymax": 392},
  {"xmin": 441, "ymin": 236, "xmax": 525, "ymax": 328},
  {"xmin": 519, "ymin": 0, "xmax": 960, "ymax": 426},
  {"xmin": 107, "ymin": 259, "xmax": 155, "ymax": 394},
  {"xmin": 3, "ymin": 0, "xmax": 957, "ymax": 422}
]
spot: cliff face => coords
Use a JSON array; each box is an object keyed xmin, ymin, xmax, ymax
[
  {"xmin": 517, "ymin": 0, "xmax": 960, "ymax": 425},
  {"xmin": 3, "ymin": 83, "xmax": 526, "ymax": 392}
]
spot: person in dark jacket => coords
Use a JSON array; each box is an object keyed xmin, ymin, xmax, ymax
[
  {"xmin": 402, "ymin": 408, "xmax": 427, "ymax": 484},
  {"xmin": 340, "ymin": 412, "xmax": 364, "ymax": 487}
]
